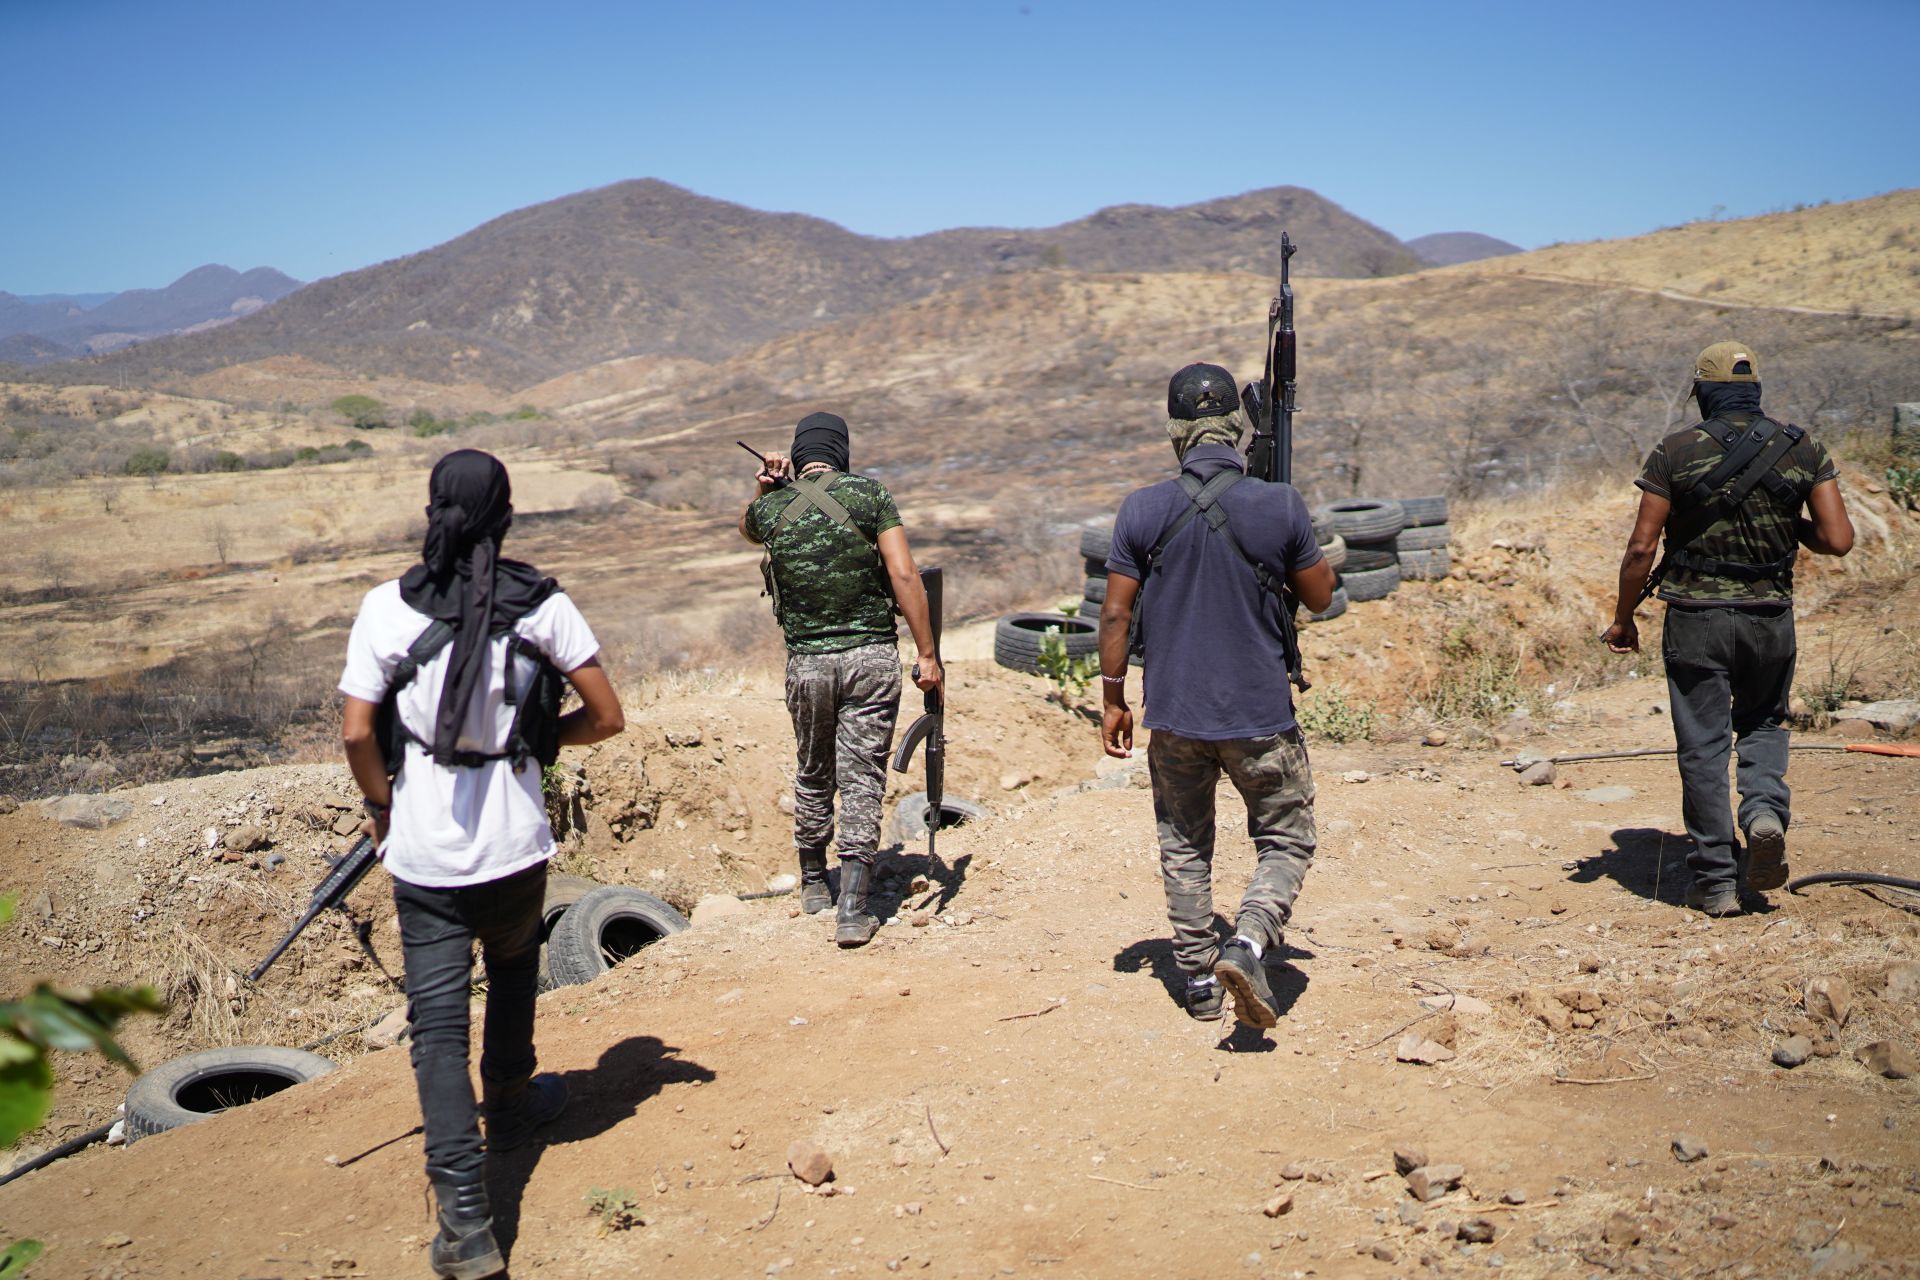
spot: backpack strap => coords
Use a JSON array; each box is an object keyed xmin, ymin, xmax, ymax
[{"xmin": 1142, "ymin": 469, "xmax": 1243, "ymax": 575}]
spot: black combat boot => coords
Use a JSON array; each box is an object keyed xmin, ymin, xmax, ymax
[
  {"xmin": 482, "ymin": 1072, "xmax": 568, "ymax": 1153},
  {"xmin": 1214, "ymin": 939, "xmax": 1279, "ymax": 1029},
  {"xmin": 835, "ymin": 860, "xmax": 879, "ymax": 947},
  {"xmin": 799, "ymin": 847, "xmax": 833, "ymax": 915},
  {"xmin": 427, "ymin": 1169, "xmax": 504, "ymax": 1280}
]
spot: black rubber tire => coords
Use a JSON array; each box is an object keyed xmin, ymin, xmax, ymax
[
  {"xmin": 1320, "ymin": 534, "xmax": 1348, "ymax": 573},
  {"xmin": 1078, "ymin": 526, "xmax": 1113, "ymax": 562},
  {"xmin": 1083, "ymin": 576, "xmax": 1108, "ymax": 604},
  {"xmin": 1083, "ymin": 555, "xmax": 1109, "ymax": 578},
  {"xmin": 993, "ymin": 612, "xmax": 1098, "ymax": 674},
  {"xmin": 1317, "ymin": 499, "xmax": 1407, "ymax": 543},
  {"xmin": 1343, "ymin": 562, "xmax": 1402, "ymax": 602},
  {"xmin": 1398, "ymin": 548, "xmax": 1453, "ymax": 580},
  {"xmin": 892, "ymin": 792, "xmax": 991, "ymax": 842},
  {"xmin": 1080, "ymin": 598, "xmax": 1106, "ymax": 622},
  {"xmin": 1343, "ymin": 544, "xmax": 1398, "ymax": 573},
  {"xmin": 1311, "ymin": 512, "xmax": 1331, "ymax": 545},
  {"xmin": 124, "ymin": 1046, "xmax": 337, "ymax": 1144},
  {"xmin": 1400, "ymin": 495, "xmax": 1450, "ymax": 527},
  {"xmin": 1307, "ymin": 586, "xmax": 1349, "ymax": 622},
  {"xmin": 544, "ymin": 886, "xmax": 689, "ymax": 988},
  {"xmin": 1394, "ymin": 523, "xmax": 1452, "ymax": 552},
  {"xmin": 537, "ymin": 873, "xmax": 600, "ymax": 992}
]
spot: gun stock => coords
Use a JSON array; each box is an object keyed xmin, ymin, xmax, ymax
[{"xmin": 248, "ymin": 837, "xmax": 379, "ymax": 983}]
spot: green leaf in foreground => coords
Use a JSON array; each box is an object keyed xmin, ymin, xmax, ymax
[
  {"xmin": 0, "ymin": 1239, "xmax": 47, "ymax": 1280},
  {"xmin": 0, "ymin": 984, "xmax": 166, "ymax": 1146},
  {"xmin": 0, "ymin": 1055, "xmax": 55, "ymax": 1148}
]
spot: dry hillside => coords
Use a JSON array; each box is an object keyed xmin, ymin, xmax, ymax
[{"xmin": 1463, "ymin": 189, "xmax": 1920, "ymax": 318}]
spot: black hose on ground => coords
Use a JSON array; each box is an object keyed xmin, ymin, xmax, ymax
[
  {"xmin": 1788, "ymin": 871, "xmax": 1920, "ymax": 895},
  {"xmin": 0, "ymin": 1120, "xmax": 117, "ymax": 1188}
]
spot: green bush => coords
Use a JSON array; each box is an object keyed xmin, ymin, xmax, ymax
[
  {"xmin": 331, "ymin": 394, "xmax": 387, "ymax": 429},
  {"xmin": 122, "ymin": 446, "xmax": 169, "ymax": 476},
  {"xmin": 1034, "ymin": 627, "xmax": 1097, "ymax": 709},
  {"xmin": 212, "ymin": 450, "xmax": 245, "ymax": 472},
  {"xmin": 1294, "ymin": 683, "xmax": 1376, "ymax": 742}
]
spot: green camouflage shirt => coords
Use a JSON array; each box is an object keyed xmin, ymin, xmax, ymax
[
  {"xmin": 745, "ymin": 471, "xmax": 903, "ymax": 653},
  {"xmin": 1636, "ymin": 412, "xmax": 1837, "ymax": 606}
]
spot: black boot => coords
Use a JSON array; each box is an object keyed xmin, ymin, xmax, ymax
[
  {"xmin": 835, "ymin": 860, "xmax": 878, "ymax": 947},
  {"xmin": 482, "ymin": 1072, "xmax": 568, "ymax": 1153},
  {"xmin": 799, "ymin": 847, "xmax": 833, "ymax": 915},
  {"xmin": 427, "ymin": 1169, "xmax": 504, "ymax": 1280}
]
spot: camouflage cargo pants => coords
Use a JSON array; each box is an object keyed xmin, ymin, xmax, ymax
[
  {"xmin": 786, "ymin": 643, "xmax": 902, "ymax": 867},
  {"xmin": 1148, "ymin": 727, "xmax": 1317, "ymax": 976}
]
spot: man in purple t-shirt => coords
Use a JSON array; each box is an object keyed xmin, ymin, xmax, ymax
[{"xmin": 1098, "ymin": 363, "xmax": 1336, "ymax": 1028}]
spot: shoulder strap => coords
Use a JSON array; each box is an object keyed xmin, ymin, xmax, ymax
[
  {"xmin": 1144, "ymin": 470, "xmax": 1240, "ymax": 569},
  {"xmin": 392, "ymin": 620, "xmax": 455, "ymax": 692},
  {"xmin": 1644, "ymin": 417, "xmax": 1809, "ymax": 599}
]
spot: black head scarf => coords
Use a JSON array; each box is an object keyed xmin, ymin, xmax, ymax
[
  {"xmin": 791, "ymin": 412, "xmax": 851, "ymax": 473},
  {"xmin": 1695, "ymin": 380, "xmax": 1763, "ymax": 421},
  {"xmin": 398, "ymin": 449, "xmax": 557, "ymax": 765}
]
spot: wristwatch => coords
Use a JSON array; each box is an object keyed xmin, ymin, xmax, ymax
[{"xmin": 363, "ymin": 798, "xmax": 392, "ymax": 820}]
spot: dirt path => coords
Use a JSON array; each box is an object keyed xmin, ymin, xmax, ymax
[{"xmin": 3, "ymin": 673, "xmax": 1918, "ymax": 1279}]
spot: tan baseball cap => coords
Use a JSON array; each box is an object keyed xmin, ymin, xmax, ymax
[{"xmin": 1695, "ymin": 341, "xmax": 1760, "ymax": 382}]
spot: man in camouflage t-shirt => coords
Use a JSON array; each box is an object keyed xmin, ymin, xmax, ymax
[
  {"xmin": 1604, "ymin": 342, "xmax": 1854, "ymax": 915},
  {"xmin": 740, "ymin": 411, "xmax": 944, "ymax": 947}
]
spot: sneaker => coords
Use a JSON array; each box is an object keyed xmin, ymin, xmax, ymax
[
  {"xmin": 1684, "ymin": 883, "xmax": 1741, "ymax": 918},
  {"xmin": 1213, "ymin": 940, "xmax": 1279, "ymax": 1029},
  {"xmin": 1743, "ymin": 812, "xmax": 1789, "ymax": 892},
  {"xmin": 483, "ymin": 1072, "xmax": 568, "ymax": 1152},
  {"xmin": 1182, "ymin": 976, "xmax": 1224, "ymax": 1021}
]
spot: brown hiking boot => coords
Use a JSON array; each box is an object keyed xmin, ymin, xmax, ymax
[
  {"xmin": 1743, "ymin": 812, "xmax": 1789, "ymax": 892},
  {"xmin": 1213, "ymin": 940, "xmax": 1278, "ymax": 1028}
]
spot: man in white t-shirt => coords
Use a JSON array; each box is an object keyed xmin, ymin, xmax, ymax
[{"xmin": 338, "ymin": 450, "xmax": 624, "ymax": 1280}]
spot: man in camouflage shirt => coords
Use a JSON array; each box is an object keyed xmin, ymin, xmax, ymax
[
  {"xmin": 741, "ymin": 411, "xmax": 943, "ymax": 947},
  {"xmin": 1604, "ymin": 342, "xmax": 1854, "ymax": 916}
]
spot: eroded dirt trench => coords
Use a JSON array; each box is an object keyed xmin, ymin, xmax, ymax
[{"xmin": 3, "ymin": 666, "xmax": 1919, "ymax": 1278}]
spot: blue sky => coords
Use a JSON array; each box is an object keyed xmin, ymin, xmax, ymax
[{"xmin": 2, "ymin": 0, "xmax": 1914, "ymax": 294}]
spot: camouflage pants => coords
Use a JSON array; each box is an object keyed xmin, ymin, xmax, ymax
[
  {"xmin": 1148, "ymin": 727, "xmax": 1317, "ymax": 976},
  {"xmin": 785, "ymin": 643, "xmax": 902, "ymax": 867}
]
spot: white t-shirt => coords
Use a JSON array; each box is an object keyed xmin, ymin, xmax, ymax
[{"xmin": 338, "ymin": 580, "xmax": 600, "ymax": 889}]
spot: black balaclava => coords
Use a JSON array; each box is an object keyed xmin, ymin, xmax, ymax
[
  {"xmin": 791, "ymin": 412, "xmax": 851, "ymax": 473},
  {"xmin": 1695, "ymin": 380, "xmax": 1763, "ymax": 421},
  {"xmin": 398, "ymin": 449, "xmax": 557, "ymax": 766}
]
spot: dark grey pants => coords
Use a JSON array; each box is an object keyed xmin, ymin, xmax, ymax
[
  {"xmin": 392, "ymin": 861, "xmax": 546, "ymax": 1181},
  {"xmin": 785, "ymin": 643, "xmax": 902, "ymax": 867},
  {"xmin": 1147, "ymin": 728, "xmax": 1317, "ymax": 976},
  {"xmin": 1661, "ymin": 604, "xmax": 1795, "ymax": 891}
]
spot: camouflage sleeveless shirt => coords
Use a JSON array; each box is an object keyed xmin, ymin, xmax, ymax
[
  {"xmin": 745, "ymin": 470, "xmax": 903, "ymax": 653},
  {"xmin": 1635, "ymin": 412, "xmax": 1836, "ymax": 606}
]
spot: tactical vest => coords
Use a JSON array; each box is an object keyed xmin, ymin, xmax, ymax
[
  {"xmin": 757, "ymin": 471, "xmax": 899, "ymax": 625},
  {"xmin": 1644, "ymin": 414, "xmax": 1812, "ymax": 600}
]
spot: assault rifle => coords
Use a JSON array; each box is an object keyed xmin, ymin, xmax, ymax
[
  {"xmin": 737, "ymin": 440, "xmax": 791, "ymax": 489},
  {"xmin": 891, "ymin": 567, "xmax": 947, "ymax": 865},
  {"xmin": 1238, "ymin": 231, "xmax": 1310, "ymax": 692},
  {"xmin": 248, "ymin": 836, "xmax": 380, "ymax": 983}
]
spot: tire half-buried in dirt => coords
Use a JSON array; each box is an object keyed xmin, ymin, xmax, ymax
[
  {"xmin": 543, "ymin": 885, "xmax": 690, "ymax": 988},
  {"xmin": 124, "ymin": 1046, "xmax": 338, "ymax": 1144},
  {"xmin": 537, "ymin": 872, "xmax": 602, "ymax": 992},
  {"xmin": 993, "ymin": 612, "xmax": 1098, "ymax": 675},
  {"xmin": 890, "ymin": 791, "xmax": 990, "ymax": 844}
]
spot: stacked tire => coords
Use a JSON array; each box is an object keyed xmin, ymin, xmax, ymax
[
  {"xmin": 1393, "ymin": 496, "xmax": 1452, "ymax": 580},
  {"xmin": 1307, "ymin": 515, "xmax": 1348, "ymax": 622},
  {"xmin": 1079, "ymin": 526, "xmax": 1112, "ymax": 621},
  {"xmin": 1316, "ymin": 499, "xmax": 1406, "ymax": 603},
  {"xmin": 993, "ymin": 611, "xmax": 1099, "ymax": 674}
]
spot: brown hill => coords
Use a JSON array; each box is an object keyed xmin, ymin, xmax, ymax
[
  {"xmin": 1407, "ymin": 231, "xmax": 1523, "ymax": 266},
  {"xmin": 73, "ymin": 180, "xmax": 1417, "ymax": 390}
]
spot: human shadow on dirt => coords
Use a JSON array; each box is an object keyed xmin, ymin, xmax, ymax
[
  {"xmin": 488, "ymin": 1035, "xmax": 715, "ymax": 1263},
  {"xmin": 1112, "ymin": 933, "xmax": 1314, "ymax": 1038},
  {"xmin": 1571, "ymin": 826, "xmax": 1778, "ymax": 915},
  {"xmin": 869, "ymin": 849, "xmax": 973, "ymax": 916}
]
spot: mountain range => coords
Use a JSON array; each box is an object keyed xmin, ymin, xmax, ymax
[
  {"xmin": 0, "ymin": 265, "xmax": 303, "ymax": 361},
  {"xmin": 1407, "ymin": 231, "xmax": 1523, "ymax": 267},
  {"xmin": 55, "ymin": 180, "xmax": 1501, "ymax": 388}
]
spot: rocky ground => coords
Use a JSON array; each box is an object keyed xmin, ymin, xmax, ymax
[{"xmin": 2, "ymin": 654, "xmax": 1918, "ymax": 1279}]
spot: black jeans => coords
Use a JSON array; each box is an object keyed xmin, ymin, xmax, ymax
[
  {"xmin": 392, "ymin": 861, "xmax": 547, "ymax": 1180},
  {"xmin": 1662, "ymin": 604, "xmax": 1795, "ymax": 891}
]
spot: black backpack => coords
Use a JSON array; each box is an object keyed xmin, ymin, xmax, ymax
[{"xmin": 375, "ymin": 621, "xmax": 565, "ymax": 776}]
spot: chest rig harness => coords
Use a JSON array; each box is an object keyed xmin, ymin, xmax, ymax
[{"xmin": 1643, "ymin": 414, "xmax": 1811, "ymax": 600}]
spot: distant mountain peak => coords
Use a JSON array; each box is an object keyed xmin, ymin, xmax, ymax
[{"xmin": 1407, "ymin": 232, "xmax": 1523, "ymax": 267}]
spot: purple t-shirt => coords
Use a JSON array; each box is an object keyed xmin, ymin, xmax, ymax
[{"xmin": 1107, "ymin": 444, "xmax": 1322, "ymax": 740}]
